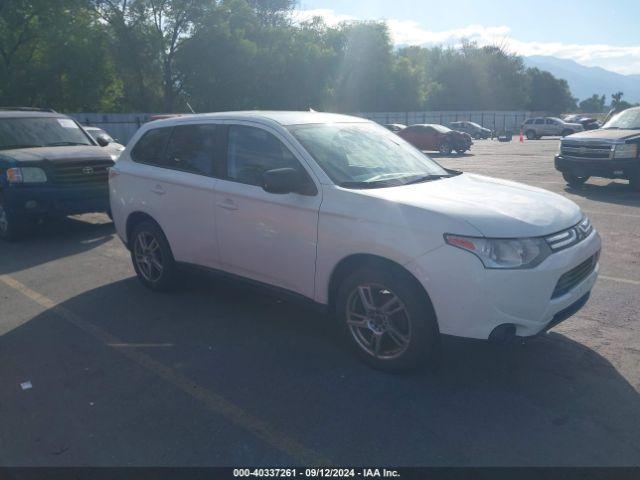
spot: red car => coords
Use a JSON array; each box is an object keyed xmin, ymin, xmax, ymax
[{"xmin": 398, "ymin": 124, "xmax": 473, "ymax": 154}]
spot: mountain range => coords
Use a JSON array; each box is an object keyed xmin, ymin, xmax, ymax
[{"xmin": 523, "ymin": 55, "xmax": 640, "ymax": 104}]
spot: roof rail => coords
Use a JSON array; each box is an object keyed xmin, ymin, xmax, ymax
[{"xmin": 0, "ymin": 107, "xmax": 58, "ymax": 113}]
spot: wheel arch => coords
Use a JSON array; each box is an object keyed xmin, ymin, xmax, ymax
[
  {"xmin": 125, "ymin": 211, "xmax": 160, "ymax": 249},
  {"xmin": 327, "ymin": 253, "xmax": 438, "ymax": 326}
]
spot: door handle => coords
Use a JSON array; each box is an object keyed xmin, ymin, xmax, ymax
[
  {"xmin": 217, "ymin": 198, "xmax": 238, "ymax": 211},
  {"xmin": 151, "ymin": 184, "xmax": 166, "ymax": 195}
]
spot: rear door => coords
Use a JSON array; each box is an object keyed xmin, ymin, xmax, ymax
[
  {"xmin": 128, "ymin": 123, "xmax": 223, "ymax": 267},
  {"xmin": 214, "ymin": 123, "xmax": 321, "ymax": 298}
]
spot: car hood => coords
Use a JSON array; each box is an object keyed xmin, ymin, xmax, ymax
[
  {"xmin": 566, "ymin": 129, "xmax": 640, "ymax": 142},
  {"xmin": 358, "ymin": 173, "xmax": 582, "ymax": 237},
  {"xmin": 0, "ymin": 146, "xmax": 116, "ymax": 163}
]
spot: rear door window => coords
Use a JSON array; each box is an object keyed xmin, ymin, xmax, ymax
[
  {"xmin": 163, "ymin": 124, "xmax": 223, "ymax": 176},
  {"xmin": 131, "ymin": 127, "xmax": 172, "ymax": 165}
]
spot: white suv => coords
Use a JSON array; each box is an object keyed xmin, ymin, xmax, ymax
[
  {"xmin": 522, "ymin": 117, "xmax": 584, "ymax": 139},
  {"xmin": 110, "ymin": 111, "xmax": 601, "ymax": 371}
]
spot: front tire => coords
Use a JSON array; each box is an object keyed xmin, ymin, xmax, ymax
[
  {"xmin": 130, "ymin": 220, "xmax": 177, "ymax": 292},
  {"xmin": 336, "ymin": 266, "xmax": 439, "ymax": 372},
  {"xmin": 439, "ymin": 143, "xmax": 452, "ymax": 155},
  {"xmin": 455, "ymin": 148, "xmax": 467, "ymax": 155},
  {"xmin": 0, "ymin": 196, "xmax": 28, "ymax": 242},
  {"xmin": 562, "ymin": 172, "xmax": 589, "ymax": 187},
  {"xmin": 630, "ymin": 175, "xmax": 640, "ymax": 192}
]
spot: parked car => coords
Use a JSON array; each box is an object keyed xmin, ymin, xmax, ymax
[
  {"xmin": 397, "ymin": 124, "xmax": 473, "ymax": 154},
  {"xmin": 110, "ymin": 111, "xmax": 601, "ymax": 372},
  {"xmin": 449, "ymin": 121, "xmax": 491, "ymax": 139},
  {"xmin": 522, "ymin": 117, "xmax": 584, "ymax": 139},
  {"xmin": 0, "ymin": 108, "xmax": 117, "ymax": 240},
  {"xmin": 383, "ymin": 123, "xmax": 406, "ymax": 133},
  {"xmin": 563, "ymin": 115, "xmax": 600, "ymax": 131},
  {"xmin": 83, "ymin": 126, "xmax": 125, "ymax": 153},
  {"xmin": 555, "ymin": 106, "xmax": 640, "ymax": 191}
]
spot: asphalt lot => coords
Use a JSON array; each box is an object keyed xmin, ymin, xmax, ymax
[{"xmin": 1, "ymin": 137, "xmax": 639, "ymax": 466}]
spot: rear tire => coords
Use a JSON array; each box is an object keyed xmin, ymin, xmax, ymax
[
  {"xmin": 130, "ymin": 220, "xmax": 177, "ymax": 292},
  {"xmin": 336, "ymin": 265, "xmax": 439, "ymax": 372},
  {"xmin": 562, "ymin": 172, "xmax": 589, "ymax": 187},
  {"xmin": 525, "ymin": 130, "xmax": 536, "ymax": 140}
]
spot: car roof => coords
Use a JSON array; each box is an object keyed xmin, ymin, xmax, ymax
[
  {"xmin": 152, "ymin": 111, "xmax": 368, "ymax": 127},
  {"xmin": 0, "ymin": 110, "xmax": 67, "ymax": 119}
]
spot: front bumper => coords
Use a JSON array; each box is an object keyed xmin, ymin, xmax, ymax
[
  {"xmin": 3, "ymin": 184, "xmax": 110, "ymax": 217},
  {"xmin": 555, "ymin": 154, "xmax": 639, "ymax": 179},
  {"xmin": 405, "ymin": 230, "xmax": 602, "ymax": 340}
]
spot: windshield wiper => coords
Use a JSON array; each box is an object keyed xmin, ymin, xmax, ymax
[
  {"xmin": 46, "ymin": 141, "xmax": 89, "ymax": 146},
  {"xmin": 403, "ymin": 174, "xmax": 455, "ymax": 185},
  {"xmin": 339, "ymin": 180, "xmax": 400, "ymax": 189}
]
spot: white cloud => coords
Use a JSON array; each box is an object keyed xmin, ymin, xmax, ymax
[{"xmin": 293, "ymin": 8, "xmax": 640, "ymax": 75}]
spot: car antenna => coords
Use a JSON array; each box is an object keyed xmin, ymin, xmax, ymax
[{"xmin": 186, "ymin": 102, "xmax": 196, "ymax": 114}]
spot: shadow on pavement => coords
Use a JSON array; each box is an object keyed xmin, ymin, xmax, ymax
[
  {"xmin": 0, "ymin": 215, "xmax": 114, "ymax": 275},
  {"xmin": 564, "ymin": 181, "xmax": 640, "ymax": 207},
  {"xmin": 1, "ymin": 274, "xmax": 639, "ymax": 466}
]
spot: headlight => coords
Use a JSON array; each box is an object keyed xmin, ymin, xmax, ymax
[
  {"xmin": 444, "ymin": 234, "xmax": 551, "ymax": 269},
  {"xmin": 613, "ymin": 143, "xmax": 638, "ymax": 159},
  {"xmin": 6, "ymin": 167, "xmax": 48, "ymax": 183}
]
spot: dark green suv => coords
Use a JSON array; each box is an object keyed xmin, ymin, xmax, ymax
[{"xmin": 0, "ymin": 108, "xmax": 118, "ymax": 240}]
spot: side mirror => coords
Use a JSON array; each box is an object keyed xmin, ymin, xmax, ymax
[
  {"xmin": 95, "ymin": 135, "xmax": 110, "ymax": 147},
  {"xmin": 262, "ymin": 168, "xmax": 307, "ymax": 195}
]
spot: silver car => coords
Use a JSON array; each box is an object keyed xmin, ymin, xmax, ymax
[{"xmin": 522, "ymin": 117, "xmax": 584, "ymax": 139}]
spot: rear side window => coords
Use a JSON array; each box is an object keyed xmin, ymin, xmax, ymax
[
  {"xmin": 163, "ymin": 124, "xmax": 223, "ymax": 176},
  {"xmin": 226, "ymin": 125, "xmax": 300, "ymax": 187},
  {"xmin": 131, "ymin": 127, "xmax": 172, "ymax": 165}
]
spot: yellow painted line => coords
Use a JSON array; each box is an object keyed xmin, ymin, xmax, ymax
[
  {"xmin": 0, "ymin": 274, "xmax": 329, "ymax": 466},
  {"xmin": 599, "ymin": 275, "xmax": 640, "ymax": 286}
]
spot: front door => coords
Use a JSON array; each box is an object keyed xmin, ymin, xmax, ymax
[{"xmin": 214, "ymin": 123, "xmax": 321, "ymax": 299}]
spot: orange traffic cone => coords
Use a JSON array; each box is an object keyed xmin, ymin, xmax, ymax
[{"xmin": 519, "ymin": 130, "xmax": 524, "ymax": 142}]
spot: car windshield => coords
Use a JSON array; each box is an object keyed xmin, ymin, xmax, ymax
[
  {"xmin": 428, "ymin": 124, "xmax": 451, "ymax": 133},
  {"xmin": 87, "ymin": 128, "xmax": 114, "ymax": 142},
  {"xmin": 603, "ymin": 109, "xmax": 640, "ymax": 130},
  {"xmin": 0, "ymin": 116, "xmax": 92, "ymax": 150},
  {"xmin": 288, "ymin": 122, "xmax": 450, "ymax": 188},
  {"xmin": 468, "ymin": 122, "xmax": 482, "ymax": 128}
]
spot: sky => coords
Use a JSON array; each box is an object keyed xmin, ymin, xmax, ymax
[{"xmin": 294, "ymin": 0, "xmax": 640, "ymax": 75}]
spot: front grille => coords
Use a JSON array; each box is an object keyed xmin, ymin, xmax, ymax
[
  {"xmin": 561, "ymin": 141, "xmax": 613, "ymax": 160},
  {"xmin": 552, "ymin": 254, "xmax": 598, "ymax": 299},
  {"xmin": 545, "ymin": 217, "xmax": 593, "ymax": 252},
  {"xmin": 50, "ymin": 160, "xmax": 114, "ymax": 186}
]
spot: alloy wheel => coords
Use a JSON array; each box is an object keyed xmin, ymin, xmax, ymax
[
  {"xmin": 133, "ymin": 231, "xmax": 164, "ymax": 282},
  {"xmin": 346, "ymin": 283, "xmax": 412, "ymax": 360}
]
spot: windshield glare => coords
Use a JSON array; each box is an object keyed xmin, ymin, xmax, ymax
[
  {"xmin": 604, "ymin": 109, "xmax": 640, "ymax": 130},
  {"xmin": 289, "ymin": 122, "xmax": 449, "ymax": 187},
  {"xmin": 0, "ymin": 117, "xmax": 93, "ymax": 150}
]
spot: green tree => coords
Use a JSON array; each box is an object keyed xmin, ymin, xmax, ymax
[
  {"xmin": 332, "ymin": 22, "xmax": 394, "ymax": 112},
  {"xmin": 525, "ymin": 67, "xmax": 576, "ymax": 113},
  {"xmin": 0, "ymin": 0, "xmax": 121, "ymax": 110},
  {"xmin": 579, "ymin": 94, "xmax": 606, "ymax": 113}
]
